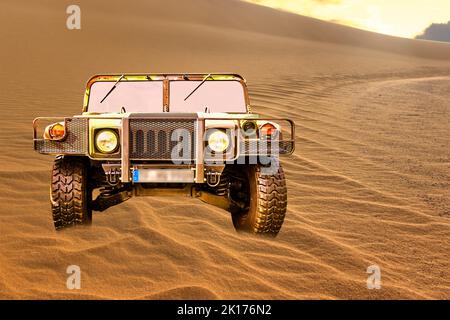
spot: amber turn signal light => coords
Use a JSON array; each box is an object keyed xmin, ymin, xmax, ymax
[
  {"xmin": 49, "ymin": 123, "xmax": 66, "ymax": 140},
  {"xmin": 259, "ymin": 123, "xmax": 277, "ymax": 137}
]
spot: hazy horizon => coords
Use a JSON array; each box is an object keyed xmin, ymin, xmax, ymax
[{"xmin": 245, "ymin": 0, "xmax": 450, "ymax": 39}]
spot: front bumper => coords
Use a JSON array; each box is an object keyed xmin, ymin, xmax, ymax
[{"xmin": 33, "ymin": 113, "xmax": 296, "ymax": 184}]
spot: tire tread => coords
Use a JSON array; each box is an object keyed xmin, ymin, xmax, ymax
[
  {"xmin": 51, "ymin": 157, "xmax": 91, "ymax": 230},
  {"xmin": 252, "ymin": 166, "xmax": 287, "ymax": 236}
]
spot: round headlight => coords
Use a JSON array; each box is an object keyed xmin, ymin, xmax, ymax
[
  {"xmin": 95, "ymin": 129, "xmax": 119, "ymax": 154},
  {"xmin": 208, "ymin": 130, "xmax": 230, "ymax": 153}
]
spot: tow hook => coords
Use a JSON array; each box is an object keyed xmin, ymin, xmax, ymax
[
  {"xmin": 206, "ymin": 171, "xmax": 221, "ymax": 187},
  {"xmin": 102, "ymin": 164, "xmax": 121, "ymax": 186}
]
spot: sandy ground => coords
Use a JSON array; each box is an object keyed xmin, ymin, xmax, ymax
[{"xmin": 0, "ymin": 0, "xmax": 450, "ymax": 299}]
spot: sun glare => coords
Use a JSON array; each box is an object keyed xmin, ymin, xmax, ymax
[{"xmin": 244, "ymin": 0, "xmax": 450, "ymax": 38}]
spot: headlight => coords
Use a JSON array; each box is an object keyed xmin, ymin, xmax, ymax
[
  {"xmin": 95, "ymin": 129, "xmax": 119, "ymax": 153},
  {"xmin": 207, "ymin": 130, "xmax": 230, "ymax": 153}
]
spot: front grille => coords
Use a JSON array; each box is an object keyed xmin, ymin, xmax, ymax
[
  {"xmin": 129, "ymin": 119, "xmax": 196, "ymax": 161},
  {"xmin": 35, "ymin": 118, "xmax": 88, "ymax": 154}
]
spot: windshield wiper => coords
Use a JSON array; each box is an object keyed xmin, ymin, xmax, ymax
[
  {"xmin": 100, "ymin": 75, "xmax": 124, "ymax": 103},
  {"xmin": 184, "ymin": 73, "xmax": 212, "ymax": 101}
]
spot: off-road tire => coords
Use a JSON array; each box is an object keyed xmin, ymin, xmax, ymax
[
  {"xmin": 231, "ymin": 164, "xmax": 287, "ymax": 237},
  {"xmin": 51, "ymin": 156, "xmax": 92, "ymax": 230}
]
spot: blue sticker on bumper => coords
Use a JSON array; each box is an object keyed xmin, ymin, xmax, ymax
[{"xmin": 132, "ymin": 169, "xmax": 139, "ymax": 182}]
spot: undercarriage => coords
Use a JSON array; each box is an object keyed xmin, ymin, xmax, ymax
[{"xmin": 89, "ymin": 161, "xmax": 252, "ymax": 214}]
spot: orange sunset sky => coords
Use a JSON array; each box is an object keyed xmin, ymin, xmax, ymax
[{"xmin": 245, "ymin": 0, "xmax": 450, "ymax": 38}]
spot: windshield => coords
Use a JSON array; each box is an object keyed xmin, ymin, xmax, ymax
[
  {"xmin": 87, "ymin": 80, "xmax": 247, "ymax": 113},
  {"xmin": 170, "ymin": 80, "xmax": 246, "ymax": 113},
  {"xmin": 88, "ymin": 81, "xmax": 164, "ymax": 113}
]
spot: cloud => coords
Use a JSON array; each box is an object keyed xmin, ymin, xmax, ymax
[{"xmin": 416, "ymin": 21, "xmax": 450, "ymax": 42}]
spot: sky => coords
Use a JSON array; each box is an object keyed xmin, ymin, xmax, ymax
[{"xmin": 245, "ymin": 0, "xmax": 450, "ymax": 39}]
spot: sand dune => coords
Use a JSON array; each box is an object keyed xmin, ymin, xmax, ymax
[{"xmin": 0, "ymin": 0, "xmax": 450, "ymax": 299}]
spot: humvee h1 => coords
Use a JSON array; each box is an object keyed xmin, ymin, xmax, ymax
[{"xmin": 33, "ymin": 73, "xmax": 295, "ymax": 236}]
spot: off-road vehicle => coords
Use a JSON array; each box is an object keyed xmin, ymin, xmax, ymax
[{"xmin": 33, "ymin": 73, "xmax": 295, "ymax": 236}]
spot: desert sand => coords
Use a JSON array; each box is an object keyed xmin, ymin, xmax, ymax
[{"xmin": 0, "ymin": 0, "xmax": 450, "ymax": 299}]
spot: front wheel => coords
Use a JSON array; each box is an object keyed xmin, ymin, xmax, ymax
[
  {"xmin": 230, "ymin": 164, "xmax": 287, "ymax": 237},
  {"xmin": 51, "ymin": 156, "xmax": 92, "ymax": 230}
]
